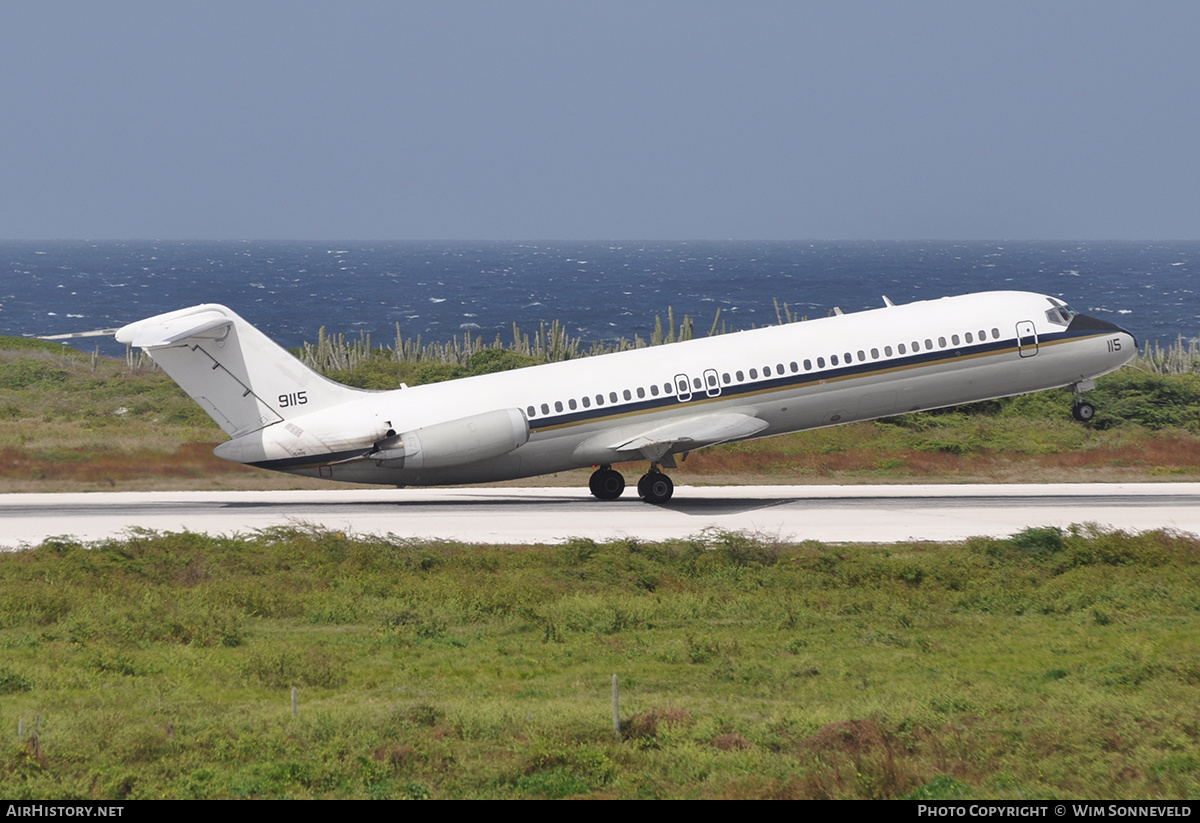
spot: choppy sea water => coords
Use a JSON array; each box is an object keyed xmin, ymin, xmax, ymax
[{"xmin": 1, "ymin": 240, "xmax": 1195, "ymax": 356}]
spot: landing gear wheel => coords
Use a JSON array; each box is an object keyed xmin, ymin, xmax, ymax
[
  {"xmin": 1072, "ymin": 402, "xmax": 1095, "ymax": 422},
  {"xmin": 638, "ymin": 471, "xmax": 674, "ymax": 504},
  {"xmin": 589, "ymin": 468, "xmax": 625, "ymax": 500}
]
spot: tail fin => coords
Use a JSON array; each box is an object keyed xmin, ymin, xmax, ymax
[{"xmin": 116, "ymin": 304, "xmax": 367, "ymax": 437}]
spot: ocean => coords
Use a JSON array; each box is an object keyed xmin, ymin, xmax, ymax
[{"xmin": 1, "ymin": 240, "xmax": 1194, "ymax": 356}]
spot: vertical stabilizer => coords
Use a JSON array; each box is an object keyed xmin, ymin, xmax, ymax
[{"xmin": 115, "ymin": 304, "xmax": 367, "ymax": 437}]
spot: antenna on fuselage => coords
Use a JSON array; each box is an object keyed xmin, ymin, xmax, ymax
[{"xmin": 882, "ymin": 295, "xmax": 895, "ymax": 307}]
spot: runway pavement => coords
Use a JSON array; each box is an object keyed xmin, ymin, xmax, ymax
[{"xmin": 2, "ymin": 483, "xmax": 1200, "ymax": 548}]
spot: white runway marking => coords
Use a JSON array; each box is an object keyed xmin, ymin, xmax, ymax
[{"xmin": 2, "ymin": 484, "xmax": 1199, "ymax": 548}]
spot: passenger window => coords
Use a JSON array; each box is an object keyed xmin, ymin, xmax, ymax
[
  {"xmin": 817, "ymin": 357, "xmax": 825, "ymax": 368},
  {"xmin": 763, "ymin": 366, "xmax": 772, "ymax": 376},
  {"xmin": 637, "ymin": 387, "xmax": 645, "ymax": 398},
  {"xmin": 831, "ymin": 355, "xmax": 839, "ymax": 366},
  {"xmin": 965, "ymin": 332, "xmax": 974, "ymax": 343},
  {"xmin": 750, "ymin": 368, "xmax": 758, "ymax": 378},
  {"xmin": 925, "ymin": 339, "xmax": 933, "ymax": 349},
  {"xmin": 884, "ymin": 346, "xmax": 892, "ymax": 356},
  {"xmin": 569, "ymin": 398, "xmax": 577, "ymax": 410},
  {"xmin": 527, "ymin": 406, "xmax": 536, "ymax": 417},
  {"xmin": 871, "ymin": 348, "xmax": 879, "ymax": 359},
  {"xmin": 596, "ymin": 394, "xmax": 604, "ymax": 406},
  {"xmin": 777, "ymin": 363, "xmax": 785, "ymax": 373},
  {"xmin": 693, "ymin": 377, "xmax": 702, "ymax": 390},
  {"xmin": 582, "ymin": 396, "xmax": 591, "ymax": 408},
  {"xmin": 623, "ymin": 389, "xmax": 632, "ymax": 401},
  {"xmin": 736, "ymin": 370, "xmax": 744, "ymax": 381},
  {"xmin": 979, "ymin": 329, "xmax": 986, "ymax": 340},
  {"xmin": 898, "ymin": 343, "xmax": 907, "ymax": 354},
  {"xmin": 803, "ymin": 359, "xmax": 812, "ymax": 370},
  {"xmin": 664, "ymin": 383, "xmax": 673, "ymax": 395},
  {"xmin": 541, "ymin": 403, "xmax": 550, "ymax": 415},
  {"xmin": 856, "ymin": 351, "xmax": 865, "ymax": 361},
  {"xmin": 650, "ymin": 385, "xmax": 659, "ymax": 397},
  {"xmin": 938, "ymin": 337, "xmax": 946, "ymax": 348},
  {"xmin": 992, "ymin": 328, "xmax": 999, "ymax": 339},
  {"xmin": 790, "ymin": 362, "xmax": 798, "ymax": 373},
  {"xmin": 707, "ymin": 374, "xmax": 717, "ymax": 387},
  {"xmin": 844, "ymin": 352, "xmax": 852, "ymax": 363},
  {"xmin": 555, "ymin": 401, "xmax": 563, "ymax": 412},
  {"xmin": 951, "ymin": 334, "xmax": 960, "ymax": 345},
  {"xmin": 722, "ymin": 372, "xmax": 731, "ymax": 384},
  {"xmin": 610, "ymin": 391, "xmax": 618, "ymax": 403}
]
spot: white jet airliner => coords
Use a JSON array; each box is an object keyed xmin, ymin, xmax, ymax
[{"xmin": 53, "ymin": 291, "xmax": 1135, "ymax": 503}]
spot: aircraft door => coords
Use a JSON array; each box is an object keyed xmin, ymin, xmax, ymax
[
  {"xmin": 673, "ymin": 373, "xmax": 692, "ymax": 402},
  {"xmin": 703, "ymin": 368, "xmax": 721, "ymax": 397},
  {"xmin": 1016, "ymin": 320, "xmax": 1038, "ymax": 357}
]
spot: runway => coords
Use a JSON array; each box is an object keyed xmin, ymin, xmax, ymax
[{"xmin": 2, "ymin": 483, "xmax": 1199, "ymax": 548}]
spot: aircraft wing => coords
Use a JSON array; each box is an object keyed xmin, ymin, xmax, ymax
[{"xmin": 601, "ymin": 412, "xmax": 768, "ymax": 464}]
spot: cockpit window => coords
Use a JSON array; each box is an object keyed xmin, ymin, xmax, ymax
[
  {"xmin": 1044, "ymin": 305, "xmax": 1079, "ymax": 327},
  {"xmin": 1044, "ymin": 298, "xmax": 1079, "ymax": 327}
]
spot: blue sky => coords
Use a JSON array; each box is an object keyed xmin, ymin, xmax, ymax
[{"xmin": 2, "ymin": 1, "xmax": 1197, "ymax": 240}]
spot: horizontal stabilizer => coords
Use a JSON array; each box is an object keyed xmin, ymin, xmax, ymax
[
  {"xmin": 39, "ymin": 328, "xmax": 121, "ymax": 341},
  {"xmin": 116, "ymin": 309, "xmax": 232, "ymax": 349}
]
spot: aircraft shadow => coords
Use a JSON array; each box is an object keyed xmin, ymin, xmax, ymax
[{"xmin": 219, "ymin": 495, "xmax": 798, "ymax": 517}]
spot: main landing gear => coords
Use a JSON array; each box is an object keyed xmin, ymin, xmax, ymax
[
  {"xmin": 637, "ymin": 468, "xmax": 674, "ymax": 504},
  {"xmin": 588, "ymin": 464, "xmax": 675, "ymax": 504},
  {"xmin": 588, "ymin": 466, "xmax": 625, "ymax": 500}
]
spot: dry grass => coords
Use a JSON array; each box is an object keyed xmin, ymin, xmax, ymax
[
  {"xmin": 677, "ymin": 431, "xmax": 1200, "ymax": 485},
  {"xmin": 0, "ymin": 442, "xmax": 369, "ymax": 492},
  {"xmin": 3, "ymin": 432, "xmax": 1199, "ymax": 493}
]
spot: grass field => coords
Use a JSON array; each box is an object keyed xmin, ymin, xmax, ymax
[{"xmin": 0, "ymin": 527, "xmax": 1197, "ymax": 799}]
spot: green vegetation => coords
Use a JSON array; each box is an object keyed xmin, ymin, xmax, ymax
[{"xmin": 0, "ymin": 527, "xmax": 1196, "ymax": 799}]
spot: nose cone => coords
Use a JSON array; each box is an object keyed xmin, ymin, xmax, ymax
[{"xmin": 1068, "ymin": 313, "xmax": 1138, "ymax": 350}]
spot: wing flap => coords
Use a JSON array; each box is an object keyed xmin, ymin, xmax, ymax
[{"xmin": 608, "ymin": 412, "xmax": 768, "ymax": 451}]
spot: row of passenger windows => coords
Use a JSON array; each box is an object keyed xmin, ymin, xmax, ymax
[
  {"xmin": 526, "ymin": 326, "xmax": 1003, "ymax": 419},
  {"xmin": 529, "ymin": 381, "xmax": 679, "ymax": 416}
]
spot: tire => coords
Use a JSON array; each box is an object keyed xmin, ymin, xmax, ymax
[
  {"xmin": 639, "ymin": 472, "xmax": 674, "ymax": 504},
  {"xmin": 589, "ymin": 468, "xmax": 625, "ymax": 500},
  {"xmin": 1073, "ymin": 402, "xmax": 1095, "ymax": 422}
]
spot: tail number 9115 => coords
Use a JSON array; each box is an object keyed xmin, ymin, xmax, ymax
[{"xmin": 279, "ymin": 391, "xmax": 308, "ymax": 408}]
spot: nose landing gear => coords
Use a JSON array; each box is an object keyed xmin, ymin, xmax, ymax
[{"xmin": 1071, "ymin": 379, "xmax": 1096, "ymax": 422}]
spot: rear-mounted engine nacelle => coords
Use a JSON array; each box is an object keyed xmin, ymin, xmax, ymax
[{"xmin": 371, "ymin": 408, "xmax": 529, "ymax": 470}]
